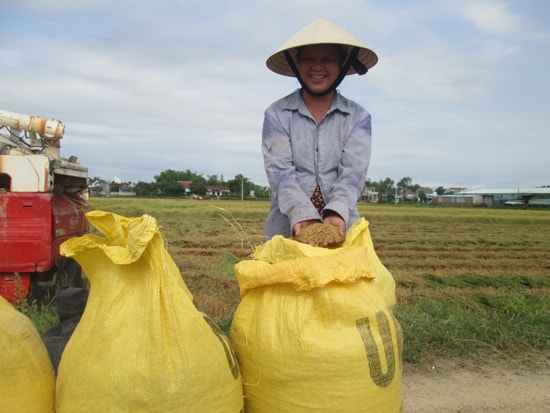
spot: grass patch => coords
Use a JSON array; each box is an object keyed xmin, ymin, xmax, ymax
[
  {"xmin": 419, "ymin": 273, "xmax": 538, "ymax": 289},
  {"xmin": 395, "ymin": 290, "xmax": 550, "ymax": 363},
  {"xmin": 216, "ymin": 317, "xmax": 233, "ymax": 336},
  {"xmin": 218, "ymin": 251, "xmax": 241, "ymax": 279},
  {"xmin": 17, "ymin": 299, "xmax": 59, "ymax": 335}
]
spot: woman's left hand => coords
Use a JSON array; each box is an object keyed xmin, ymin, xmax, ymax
[{"xmin": 322, "ymin": 212, "xmax": 345, "ymax": 247}]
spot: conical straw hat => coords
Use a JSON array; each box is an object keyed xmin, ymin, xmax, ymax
[{"xmin": 266, "ymin": 18, "xmax": 378, "ymax": 77}]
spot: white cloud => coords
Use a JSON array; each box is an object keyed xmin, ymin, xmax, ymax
[
  {"xmin": 367, "ymin": 48, "xmax": 489, "ymax": 103},
  {"xmin": 459, "ymin": 1, "xmax": 520, "ymax": 35}
]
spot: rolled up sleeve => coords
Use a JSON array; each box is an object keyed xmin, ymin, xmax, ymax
[{"xmin": 262, "ymin": 110, "xmax": 320, "ymax": 233}]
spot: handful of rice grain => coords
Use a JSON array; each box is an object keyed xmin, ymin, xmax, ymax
[{"xmin": 298, "ymin": 223, "xmax": 343, "ymax": 246}]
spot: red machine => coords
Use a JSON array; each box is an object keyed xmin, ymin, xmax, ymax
[{"xmin": 0, "ymin": 109, "xmax": 89, "ymax": 305}]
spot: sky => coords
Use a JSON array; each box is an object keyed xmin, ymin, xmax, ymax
[{"xmin": 2, "ymin": 0, "xmax": 549, "ymax": 190}]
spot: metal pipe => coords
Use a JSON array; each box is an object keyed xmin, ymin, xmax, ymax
[{"xmin": 0, "ymin": 109, "xmax": 64, "ymax": 140}]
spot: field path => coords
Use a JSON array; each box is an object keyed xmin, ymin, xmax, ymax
[{"xmin": 402, "ymin": 359, "xmax": 549, "ymax": 412}]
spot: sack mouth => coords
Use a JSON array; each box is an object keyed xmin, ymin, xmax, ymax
[
  {"xmin": 61, "ymin": 211, "xmax": 159, "ymax": 265},
  {"xmin": 235, "ymin": 244, "xmax": 376, "ymax": 296}
]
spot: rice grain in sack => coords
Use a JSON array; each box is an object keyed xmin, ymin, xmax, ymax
[
  {"xmin": 0, "ymin": 296, "xmax": 55, "ymax": 413},
  {"xmin": 230, "ymin": 218, "xmax": 402, "ymax": 412},
  {"xmin": 55, "ymin": 211, "xmax": 243, "ymax": 412}
]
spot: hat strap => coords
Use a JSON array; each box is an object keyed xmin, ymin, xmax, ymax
[{"xmin": 284, "ymin": 46, "xmax": 368, "ymax": 97}]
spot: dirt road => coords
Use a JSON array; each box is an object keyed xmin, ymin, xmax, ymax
[{"xmin": 402, "ymin": 359, "xmax": 549, "ymax": 412}]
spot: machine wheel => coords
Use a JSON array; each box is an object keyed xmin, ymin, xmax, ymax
[
  {"xmin": 55, "ymin": 258, "xmax": 86, "ymax": 289},
  {"xmin": 29, "ymin": 269, "xmax": 57, "ymax": 305},
  {"xmin": 29, "ymin": 258, "xmax": 86, "ymax": 304}
]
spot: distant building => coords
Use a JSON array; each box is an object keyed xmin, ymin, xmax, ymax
[
  {"xmin": 177, "ymin": 180, "xmax": 192, "ymax": 194},
  {"xmin": 432, "ymin": 194, "xmax": 485, "ymax": 207},
  {"xmin": 446, "ymin": 187, "xmax": 468, "ymax": 193},
  {"xmin": 361, "ymin": 186, "xmax": 379, "ymax": 203},
  {"xmin": 89, "ymin": 180, "xmax": 136, "ymax": 197},
  {"xmin": 433, "ymin": 187, "xmax": 550, "ymax": 207},
  {"xmin": 403, "ymin": 189, "xmax": 417, "ymax": 202},
  {"xmin": 207, "ymin": 186, "xmax": 230, "ymax": 197},
  {"xmin": 177, "ymin": 181, "xmax": 232, "ymax": 197},
  {"xmin": 88, "ymin": 180, "xmax": 110, "ymax": 196}
]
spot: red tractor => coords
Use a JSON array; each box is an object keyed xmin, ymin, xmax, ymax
[{"xmin": 0, "ymin": 109, "xmax": 89, "ymax": 305}]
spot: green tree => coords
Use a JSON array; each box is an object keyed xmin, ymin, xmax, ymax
[
  {"xmin": 88, "ymin": 176, "xmax": 103, "ymax": 185},
  {"xmin": 397, "ymin": 177, "xmax": 413, "ymax": 202},
  {"xmin": 135, "ymin": 181, "xmax": 155, "ymax": 196},
  {"xmin": 252, "ymin": 185, "xmax": 270, "ymax": 199},
  {"xmin": 189, "ymin": 175, "xmax": 208, "ymax": 196},
  {"xmin": 109, "ymin": 180, "xmax": 121, "ymax": 193},
  {"xmin": 397, "ymin": 176, "xmax": 412, "ymax": 192},
  {"xmin": 227, "ymin": 174, "xmax": 253, "ymax": 199},
  {"xmin": 378, "ymin": 177, "xmax": 395, "ymax": 203},
  {"xmin": 207, "ymin": 174, "xmax": 221, "ymax": 186},
  {"xmin": 154, "ymin": 169, "xmax": 186, "ymax": 195},
  {"xmin": 418, "ymin": 190, "xmax": 427, "ymax": 203}
]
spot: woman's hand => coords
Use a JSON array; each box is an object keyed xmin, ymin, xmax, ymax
[
  {"xmin": 293, "ymin": 219, "xmax": 321, "ymax": 244},
  {"xmin": 323, "ymin": 213, "xmax": 345, "ymax": 238},
  {"xmin": 293, "ymin": 214, "xmax": 345, "ymax": 247},
  {"xmin": 320, "ymin": 212, "xmax": 345, "ymax": 247}
]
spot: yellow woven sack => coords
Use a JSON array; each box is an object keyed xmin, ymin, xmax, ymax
[
  {"xmin": 56, "ymin": 211, "xmax": 243, "ymax": 413},
  {"xmin": 0, "ymin": 296, "xmax": 55, "ymax": 413},
  {"xmin": 230, "ymin": 218, "xmax": 402, "ymax": 412}
]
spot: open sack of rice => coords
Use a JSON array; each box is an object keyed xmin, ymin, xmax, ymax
[{"xmin": 230, "ymin": 218, "xmax": 402, "ymax": 412}]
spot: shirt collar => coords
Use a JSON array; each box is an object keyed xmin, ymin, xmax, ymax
[{"xmin": 284, "ymin": 89, "xmax": 351, "ymax": 117}]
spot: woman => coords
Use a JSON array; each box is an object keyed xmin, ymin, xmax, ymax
[{"xmin": 262, "ymin": 18, "xmax": 378, "ymax": 245}]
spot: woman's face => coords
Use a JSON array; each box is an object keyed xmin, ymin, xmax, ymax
[{"xmin": 297, "ymin": 44, "xmax": 342, "ymax": 95}]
